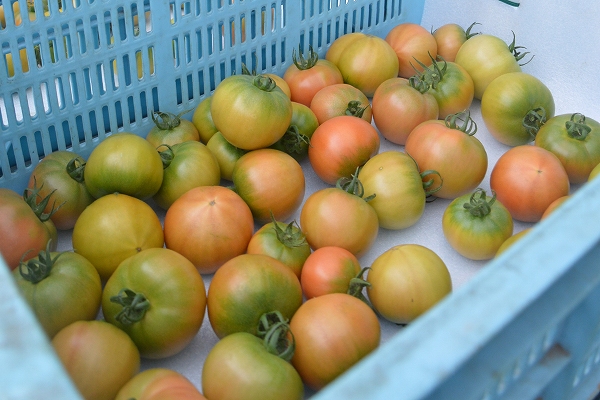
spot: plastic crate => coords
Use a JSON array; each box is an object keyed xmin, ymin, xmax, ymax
[{"xmin": 2, "ymin": 0, "xmax": 600, "ymax": 400}]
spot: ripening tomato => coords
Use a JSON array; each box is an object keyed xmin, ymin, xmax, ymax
[
  {"xmin": 290, "ymin": 293, "xmax": 380, "ymax": 390},
  {"xmin": 310, "ymin": 83, "xmax": 372, "ymax": 124},
  {"xmin": 589, "ymin": 162, "xmax": 600, "ymax": 181},
  {"xmin": 371, "ymin": 77, "xmax": 439, "ymax": 145},
  {"xmin": 482, "ymin": 72, "xmax": 555, "ymax": 146},
  {"xmin": 283, "ymin": 45, "xmax": 344, "ymax": 107},
  {"xmin": 299, "ymin": 246, "xmax": 362, "ymax": 299},
  {"xmin": 13, "ymin": 247, "xmax": 102, "ymax": 338},
  {"xmin": 366, "ymin": 244, "xmax": 452, "ymax": 324},
  {"xmin": 52, "ymin": 320, "xmax": 140, "ymax": 400},
  {"xmin": 495, "ymin": 228, "xmax": 532, "ymax": 257},
  {"xmin": 299, "ymin": 174, "xmax": 379, "ymax": 258},
  {"xmin": 72, "ymin": 192, "xmax": 164, "ymax": 281},
  {"xmin": 432, "ymin": 22, "xmax": 480, "ymax": 62},
  {"xmin": 442, "ymin": 188, "xmax": 514, "ymax": 260},
  {"xmin": 308, "ymin": 115, "xmax": 380, "ymax": 185},
  {"xmin": 269, "ymin": 102, "xmax": 319, "ymax": 162},
  {"xmin": 27, "ymin": 151, "xmax": 95, "ymax": 230},
  {"xmin": 541, "ymin": 195, "xmax": 570, "ymax": 220},
  {"xmin": 231, "ymin": 148, "xmax": 305, "ymax": 224},
  {"xmin": 490, "ymin": 145, "xmax": 570, "ymax": 222},
  {"xmin": 385, "ymin": 22, "xmax": 438, "ymax": 78},
  {"xmin": 84, "ymin": 132, "xmax": 164, "ymax": 199},
  {"xmin": 454, "ymin": 32, "xmax": 526, "ymax": 99},
  {"xmin": 192, "ymin": 96, "xmax": 218, "ymax": 144},
  {"xmin": 0, "ymin": 187, "xmax": 58, "ymax": 269},
  {"xmin": 164, "ymin": 185, "xmax": 254, "ymax": 275},
  {"xmin": 211, "ymin": 74, "xmax": 292, "ymax": 150},
  {"xmin": 534, "ymin": 113, "xmax": 600, "ymax": 184},
  {"xmin": 146, "ymin": 111, "xmax": 200, "ymax": 148},
  {"xmin": 116, "ymin": 368, "xmax": 208, "ymax": 400},
  {"xmin": 207, "ymin": 253, "xmax": 303, "ymax": 339},
  {"xmin": 206, "ymin": 131, "xmax": 247, "ymax": 181},
  {"xmin": 405, "ymin": 111, "xmax": 488, "ymax": 199}
]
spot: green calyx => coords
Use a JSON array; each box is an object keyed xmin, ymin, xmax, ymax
[
  {"xmin": 18, "ymin": 240, "xmax": 60, "ymax": 284},
  {"xmin": 445, "ymin": 109, "xmax": 478, "ymax": 136},
  {"xmin": 463, "ymin": 188, "xmax": 496, "ymax": 218},
  {"xmin": 336, "ymin": 168, "xmax": 376, "ymax": 202},
  {"xmin": 157, "ymin": 144, "xmax": 175, "ymax": 169},
  {"xmin": 151, "ymin": 109, "xmax": 189, "ymax": 130},
  {"xmin": 565, "ymin": 113, "xmax": 592, "ymax": 141},
  {"xmin": 507, "ymin": 31, "xmax": 534, "ymax": 66},
  {"xmin": 292, "ymin": 45, "xmax": 319, "ymax": 70},
  {"xmin": 277, "ymin": 125, "xmax": 311, "ymax": 156},
  {"xmin": 464, "ymin": 22, "xmax": 481, "ymax": 39},
  {"xmin": 110, "ymin": 288, "xmax": 150, "ymax": 325},
  {"xmin": 347, "ymin": 267, "xmax": 373, "ymax": 308},
  {"xmin": 345, "ymin": 101, "xmax": 369, "ymax": 118},
  {"xmin": 252, "ymin": 74, "xmax": 278, "ymax": 92},
  {"xmin": 256, "ymin": 311, "xmax": 295, "ymax": 362},
  {"xmin": 65, "ymin": 156, "xmax": 86, "ymax": 183},
  {"xmin": 407, "ymin": 153, "xmax": 443, "ymax": 197},
  {"xmin": 522, "ymin": 107, "xmax": 547, "ymax": 139},
  {"xmin": 23, "ymin": 177, "xmax": 63, "ymax": 222},
  {"xmin": 409, "ymin": 52, "xmax": 448, "ymax": 92},
  {"xmin": 269, "ymin": 211, "xmax": 308, "ymax": 248}
]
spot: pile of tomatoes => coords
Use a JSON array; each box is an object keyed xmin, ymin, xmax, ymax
[{"xmin": 2, "ymin": 18, "xmax": 600, "ymax": 400}]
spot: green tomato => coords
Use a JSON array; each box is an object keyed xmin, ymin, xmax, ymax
[{"xmin": 206, "ymin": 131, "xmax": 247, "ymax": 181}]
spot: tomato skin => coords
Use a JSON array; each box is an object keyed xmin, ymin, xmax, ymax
[
  {"xmin": 153, "ymin": 141, "xmax": 221, "ymax": 210},
  {"xmin": 290, "ymin": 293, "xmax": 380, "ymax": 390},
  {"xmin": 13, "ymin": 250, "xmax": 102, "ymax": 338},
  {"xmin": 385, "ymin": 22, "xmax": 438, "ymax": 78},
  {"xmin": 432, "ymin": 22, "xmax": 479, "ymax": 62},
  {"xmin": 206, "ymin": 131, "xmax": 247, "ymax": 181},
  {"xmin": 495, "ymin": 228, "xmax": 531, "ymax": 257},
  {"xmin": 299, "ymin": 246, "xmax": 362, "ymax": 299},
  {"xmin": 425, "ymin": 60, "xmax": 475, "ymax": 119},
  {"xmin": 0, "ymin": 188, "xmax": 58, "ymax": 269},
  {"xmin": 232, "ymin": 148, "xmax": 305, "ymax": 223},
  {"xmin": 589, "ymin": 162, "xmax": 600, "ymax": 181},
  {"xmin": 164, "ymin": 185, "xmax": 254, "ymax": 275},
  {"xmin": 366, "ymin": 244, "xmax": 452, "ymax": 324},
  {"xmin": 192, "ymin": 96, "xmax": 218, "ymax": 144},
  {"xmin": 52, "ymin": 320, "xmax": 140, "ymax": 400},
  {"xmin": 202, "ymin": 331, "xmax": 304, "ymax": 400},
  {"xmin": 490, "ymin": 145, "xmax": 570, "ymax": 222},
  {"xmin": 116, "ymin": 368, "xmax": 208, "ymax": 400},
  {"xmin": 534, "ymin": 113, "xmax": 600, "ymax": 184},
  {"xmin": 211, "ymin": 74, "xmax": 293, "ymax": 150},
  {"xmin": 541, "ymin": 195, "xmax": 570, "ymax": 220},
  {"xmin": 405, "ymin": 118, "xmax": 488, "ymax": 199},
  {"xmin": 84, "ymin": 132, "xmax": 164, "ymax": 199},
  {"xmin": 482, "ymin": 72, "xmax": 555, "ymax": 146},
  {"xmin": 102, "ymin": 248, "xmax": 206, "ymax": 359},
  {"xmin": 27, "ymin": 151, "xmax": 94, "ymax": 230},
  {"xmin": 454, "ymin": 33, "xmax": 522, "ymax": 99},
  {"xmin": 442, "ymin": 189, "xmax": 514, "ymax": 260},
  {"xmin": 207, "ymin": 253, "xmax": 303, "ymax": 339},
  {"xmin": 299, "ymin": 185, "xmax": 379, "ymax": 258},
  {"xmin": 146, "ymin": 112, "xmax": 200, "ymax": 148},
  {"xmin": 310, "ymin": 83, "xmax": 372, "ymax": 125},
  {"xmin": 371, "ymin": 77, "xmax": 439, "ymax": 145},
  {"xmin": 72, "ymin": 192, "xmax": 164, "ymax": 281},
  {"xmin": 269, "ymin": 102, "xmax": 319, "ymax": 162},
  {"xmin": 308, "ymin": 115, "xmax": 380, "ymax": 185}
]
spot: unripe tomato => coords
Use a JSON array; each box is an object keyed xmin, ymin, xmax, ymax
[{"xmin": 385, "ymin": 22, "xmax": 438, "ymax": 78}]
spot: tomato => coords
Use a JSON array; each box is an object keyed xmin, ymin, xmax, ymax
[
  {"xmin": 27, "ymin": 150, "xmax": 95, "ymax": 230},
  {"xmin": 411, "ymin": 55, "xmax": 474, "ymax": 119},
  {"xmin": 202, "ymin": 327, "xmax": 303, "ymax": 400},
  {"xmin": 534, "ymin": 113, "xmax": 600, "ymax": 184},
  {"xmin": 72, "ymin": 192, "xmax": 164, "ymax": 281},
  {"xmin": 13, "ymin": 245, "xmax": 101, "ymax": 338},
  {"xmin": 283, "ymin": 45, "xmax": 344, "ymax": 107},
  {"xmin": 371, "ymin": 77, "xmax": 439, "ymax": 145},
  {"xmin": 495, "ymin": 228, "xmax": 532, "ymax": 257},
  {"xmin": 152, "ymin": 141, "xmax": 221, "ymax": 210},
  {"xmin": 102, "ymin": 248, "xmax": 206, "ymax": 359},
  {"xmin": 266, "ymin": 72, "xmax": 292, "ymax": 99},
  {"xmin": 299, "ymin": 174, "xmax": 379, "ymax": 258},
  {"xmin": 206, "ymin": 131, "xmax": 248, "ymax": 181},
  {"xmin": 207, "ymin": 253, "xmax": 303, "ymax": 339},
  {"xmin": 325, "ymin": 33, "xmax": 399, "ymax": 97},
  {"xmin": 358, "ymin": 150, "xmax": 441, "ymax": 230},
  {"xmin": 481, "ymin": 72, "xmax": 555, "ymax": 146},
  {"xmin": 290, "ymin": 292, "xmax": 380, "ymax": 390},
  {"xmin": 211, "ymin": 74, "xmax": 292, "ymax": 150},
  {"xmin": 308, "ymin": 115, "xmax": 380, "ymax": 185},
  {"xmin": 164, "ymin": 185, "xmax": 254, "ymax": 274},
  {"xmin": 52, "ymin": 320, "xmax": 140, "ymax": 400},
  {"xmin": 145, "ymin": 110, "xmax": 200, "ymax": 148},
  {"xmin": 309, "ymin": 83, "xmax": 372, "ymax": 125},
  {"xmin": 385, "ymin": 22, "xmax": 438, "ymax": 78},
  {"xmin": 541, "ymin": 195, "xmax": 570, "ymax": 220},
  {"xmin": 299, "ymin": 246, "xmax": 362, "ymax": 299},
  {"xmin": 84, "ymin": 132, "xmax": 164, "ymax": 199},
  {"xmin": 405, "ymin": 111, "xmax": 488, "ymax": 199},
  {"xmin": 231, "ymin": 148, "xmax": 305, "ymax": 223},
  {"xmin": 432, "ymin": 22, "xmax": 480, "ymax": 62},
  {"xmin": 192, "ymin": 96, "xmax": 218, "ymax": 144},
  {"xmin": 116, "ymin": 368, "xmax": 208, "ymax": 400},
  {"xmin": 246, "ymin": 217, "xmax": 311, "ymax": 279},
  {"xmin": 454, "ymin": 32, "xmax": 528, "ymax": 99},
  {"xmin": 442, "ymin": 188, "xmax": 514, "ymax": 260},
  {"xmin": 366, "ymin": 244, "xmax": 452, "ymax": 324},
  {"xmin": 269, "ymin": 102, "xmax": 319, "ymax": 162},
  {"xmin": 589, "ymin": 162, "xmax": 600, "ymax": 181},
  {"xmin": 0, "ymin": 187, "xmax": 57, "ymax": 270},
  {"xmin": 490, "ymin": 145, "xmax": 570, "ymax": 222}
]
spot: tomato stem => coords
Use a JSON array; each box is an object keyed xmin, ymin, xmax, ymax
[
  {"xmin": 257, "ymin": 311, "xmax": 296, "ymax": 361},
  {"xmin": 269, "ymin": 211, "xmax": 308, "ymax": 248},
  {"xmin": 252, "ymin": 74, "xmax": 278, "ymax": 92},
  {"xmin": 420, "ymin": 170, "xmax": 444, "ymax": 196},
  {"xmin": 345, "ymin": 101, "xmax": 369, "ymax": 118},
  {"xmin": 23, "ymin": 177, "xmax": 63, "ymax": 222},
  {"xmin": 565, "ymin": 113, "xmax": 592, "ymax": 141},
  {"xmin": 292, "ymin": 45, "xmax": 319, "ymax": 70},
  {"xmin": 275, "ymin": 125, "xmax": 311, "ymax": 156},
  {"xmin": 65, "ymin": 156, "xmax": 86, "ymax": 184},
  {"xmin": 508, "ymin": 31, "xmax": 534, "ymax": 66},
  {"xmin": 151, "ymin": 110, "xmax": 185, "ymax": 130},
  {"xmin": 347, "ymin": 267, "xmax": 373, "ymax": 308},
  {"xmin": 445, "ymin": 109, "xmax": 478, "ymax": 136},
  {"xmin": 157, "ymin": 144, "xmax": 175, "ymax": 169},
  {"xmin": 337, "ymin": 167, "xmax": 376, "ymax": 202},
  {"xmin": 110, "ymin": 289, "xmax": 151, "ymax": 325},
  {"xmin": 465, "ymin": 22, "xmax": 481, "ymax": 40},
  {"xmin": 18, "ymin": 240, "xmax": 60, "ymax": 283},
  {"xmin": 522, "ymin": 107, "xmax": 547, "ymax": 139},
  {"xmin": 463, "ymin": 188, "xmax": 496, "ymax": 217}
]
